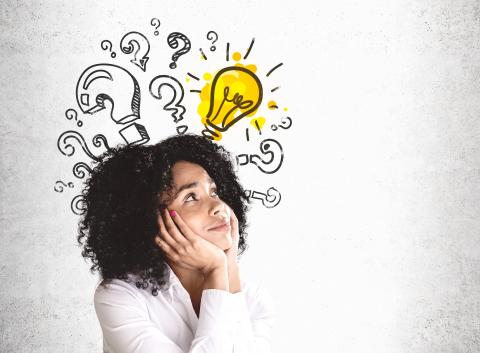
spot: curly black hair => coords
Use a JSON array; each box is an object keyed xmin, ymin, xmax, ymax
[{"xmin": 77, "ymin": 133, "xmax": 250, "ymax": 296}]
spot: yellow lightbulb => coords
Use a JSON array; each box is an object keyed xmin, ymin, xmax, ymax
[{"xmin": 202, "ymin": 66, "xmax": 263, "ymax": 136}]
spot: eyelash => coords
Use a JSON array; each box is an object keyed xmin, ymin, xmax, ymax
[{"xmin": 185, "ymin": 188, "xmax": 219, "ymax": 202}]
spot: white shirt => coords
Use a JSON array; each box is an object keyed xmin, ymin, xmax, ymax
[{"xmin": 94, "ymin": 263, "xmax": 275, "ymax": 353}]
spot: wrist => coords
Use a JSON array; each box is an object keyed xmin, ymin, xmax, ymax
[
  {"xmin": 227, "ymin": 258, "xmax": 239, "ymax": 270},
  {"xmin": 203, "ymin": 263, "xmax": 229, "ymax": 291},
  {"xmin": 227, "ymin": 262, "xmax": 242, "ymax": 293},
  {"xmin": 203, "ymin": 256, "xmax": 227, "ymax": 276}
]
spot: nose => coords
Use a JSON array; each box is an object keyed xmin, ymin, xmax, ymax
[{"xmin": 209, "ymin": 197, "xmax": 226, "ymax": 217}]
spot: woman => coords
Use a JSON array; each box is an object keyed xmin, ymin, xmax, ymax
[{"xmin": 77, "ymin": 133, "xmax": 275, "ymax": 353}]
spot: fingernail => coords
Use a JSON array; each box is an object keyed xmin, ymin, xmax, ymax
[{"xmin": 169, "ymin": 210, "xmax": 176, "ymax": 217}]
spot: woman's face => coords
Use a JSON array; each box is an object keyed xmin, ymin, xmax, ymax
[{"xmin": 161, "ymin": 160, "xmax": 232, "ymax": 250}]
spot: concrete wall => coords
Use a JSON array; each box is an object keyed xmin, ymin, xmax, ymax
[{"xmin": 1, "ymin": 0, "xmax": 479, "ymax": 352}]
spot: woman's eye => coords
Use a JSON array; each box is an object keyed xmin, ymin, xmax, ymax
[
  {"xmin": 185, "ymin": 193, "xmax": 197, "ymax": 202},
  {"xmin": 184, "ymin": 189, "xmax": 218, "ymax": 203}
]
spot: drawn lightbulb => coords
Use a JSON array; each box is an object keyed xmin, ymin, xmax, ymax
[{"xmin": 203, "ymin": 66, "xmax": 263, "ymax": 136}]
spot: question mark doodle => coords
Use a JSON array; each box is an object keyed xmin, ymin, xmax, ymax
[
  {"xmin": 149, "ymin": 75, "xmax": 188, "ymax": 135},
  {"xmin": 167, "ymin": 32, "xmax": 191, "ymax": 69},
  {"xmin": 271, "ymin": 116, "xmax": 292, "ymax": 131},
  {"xmin": 71, "ymin": 194, "xmax": 87, "ymax": 215},
  {"xmin": 120, "ymin": 31, "xmax": 151, "ymax": 71},
  {"xmin": 207, "ymin": 31, "xmax": 218, "ymax": 51},
  {"xmin": 54, "ymin": 180, "xmax": 74, "ymax": 193},
  {"xmin": 65, "ymin": 108, "xmax": 83, "ymax": 127},
  {"xmin": 236, "ymin": 138, "xmax": 284, "ymax": 174},
  {"xmin": 101, "ymin": 40, "xmax": 116, "ymax": 58},
  {"xmin": 57, "ymin": 130, "xmax": 111, "ymax": 162},
  {"xmin": 76, "ymin": 64, "xmax": 150, "ymax": 146},
  {"xmin": 92, "ymin": 134, "xmax": 112, "ymax": 151},
  {"xmin": 245, "ymin": 186, "xmax": 281, "ymax": 208},
  {"xmin": 72, "ymin": 162, "xmax": 92, "ymax": 179},
  {"xmin": 150, "ymin": 18, "xmax": 161, "ymax": 36}
]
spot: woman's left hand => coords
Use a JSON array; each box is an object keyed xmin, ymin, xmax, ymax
[
  {"xmin": 224, "ymin": 205, "xmax": 242, "ymax": 293},
  {"xmin": 224, "ymin": 205, "xmax": 239, "ymax": 264}
]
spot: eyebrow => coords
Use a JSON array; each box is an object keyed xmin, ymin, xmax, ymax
[{"xmin": 173, "ymin": 177, "xmax": 215, "ymax": 199}]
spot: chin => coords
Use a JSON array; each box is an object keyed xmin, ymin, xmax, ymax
[
  {"xmin": 205, "ymin": 228, "xmax": 232, "ymax": 248},
  {"xmin": 215, "ymin": 234, "xmax": 233, "ymax": 251}
]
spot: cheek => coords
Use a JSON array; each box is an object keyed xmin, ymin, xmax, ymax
[{"xmin": 178, "ymin": 210, "xmax": 206, "ymax": 237}]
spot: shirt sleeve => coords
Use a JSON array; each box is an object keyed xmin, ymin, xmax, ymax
[
  {"xmin": 94, "ymin": 281, "xmax": 260, "ymax": 353},
  {"xmin": 228, "ymin": 284, "xmax": 276, "ymax": 353}
]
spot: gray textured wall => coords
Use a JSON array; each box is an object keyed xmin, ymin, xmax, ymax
[{"xmin": 1, "ymin": 0, "xmax": 479, "ymax": 352}]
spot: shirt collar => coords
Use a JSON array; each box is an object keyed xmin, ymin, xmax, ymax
[
  {"xmin": 165, "ymin": 262, "xmax": 181, "ymax": 289},
  {"xmin": 163, "ymin": 263, "xmax": 182, "ymax": 303}
]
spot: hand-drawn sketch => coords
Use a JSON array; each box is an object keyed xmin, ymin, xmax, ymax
[
  {"xmin": 76, "ymin": 63, "xmax": 150, "ymax": 146},
  {"xmin": 236, "ymin": 138, "xmax": 284, "ymax": 174},
  {"xmin": 55, "ymin": 19, "xmax": 292, "ymax": 212},
  {"xmin": 167, "ymin": 32, "xmax": 191, "ymax": 69},
  {"xmin": 65, "ymin": 108, "xmax": 83, "ymax": 127},
  {"xmin": 149, "ymin": 75, "xmax": 188, "ymax": 134},
  {"xmin": 271, "ymin": 116, "xmax": 292, "ymax": 131},
  {"xmin": 120, "ymin": 31, "xmax": 151, "ymax": 71},
  {"xmin": 54, "ymin": 180, "xmax": 74, "ymax": 193},
  {"xmin": 150, "ymin": 18, "xmax": 161, "ymax": 36},
  {"xmin": 100, "ymin": 40, "xmax": 116, "ymax": 58},
  {"xmin": 206, "ymin": 31, "xmax": 218, "ymax": 51},
  {"xmin": 201, "ymin": 66, "xmax": 263, "ymax": 139},
  {"xmin": 245, "ymin": 186, "xmax": 281, "ymax": 208}
]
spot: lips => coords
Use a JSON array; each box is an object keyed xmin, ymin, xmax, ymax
[{"xmin": 208, "ymin": 220, "xmax": 230, "ymax": 231}]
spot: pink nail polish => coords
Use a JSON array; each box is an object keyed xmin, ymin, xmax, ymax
[{"xmin": 169, "ymin": 210, "xmax": 176, "ymax": 217}]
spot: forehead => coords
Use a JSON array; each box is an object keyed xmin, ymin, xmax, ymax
[{"xmin": 171, "ymin": 161, "xmax": 213, "ymax": 186}]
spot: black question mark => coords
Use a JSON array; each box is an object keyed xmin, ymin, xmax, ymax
[
  {"xmin": 271, "ymin": 116, "xmax": 292, "ymax": 131},
  {"xmin": 236, "ymin": 138, "xmax": 284, "ymax": 174},
  {"xmin": 65, "ymin": 108, "xmax": 82, "ymax": 127},
  {"xmin": 167, "ymin": 32, "xmax": 191, "ymax": 69},
  {"xmin": 54, "ymin": 180, "xmax": 74, "ymax": 193},
  {"xmin": 244, "ymin": 187, "xmax": 281, "ymax": 208},
  {"xmin": 207, "ymin": 31, "xmax": 218, "ymax": 51},
  {"xmin": 101, "ymin": 40, "xmax": 116, "ymax": 58},
  {"xmin": 150, "ymin": 18, "xmax": 161, "ymax": 36}
]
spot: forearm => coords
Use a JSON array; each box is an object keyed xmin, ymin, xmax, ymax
[{"xmin": 203, "ymin": 259, "xmax": 230, "ymax": 292}]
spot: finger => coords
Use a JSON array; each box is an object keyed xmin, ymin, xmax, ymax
[
  {"xmin": 156, "ymin": 236, "xmax": 176, "ymax": 257},
  {"xmin": 163, "ymin": 208, "xmax": 191, "ymax": 246},
  {"xmin": 157, "ymin": 239, "xmax": 183, "ymax": 265},
  {"xmin": 168, "ymin": 210, "xmax": 198, "ymax": 243},
  {"xmin": 157, "ymin": 210, "xmax": 179, "ymax": 249},
  {"xmin": 228, "ymin": 206, "xmax": 239, "ymax": 231}
]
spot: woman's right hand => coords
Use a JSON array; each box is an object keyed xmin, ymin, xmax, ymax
[{"xmin": 155, "ymin": 208, "xmax": 227, "ymax": 275}]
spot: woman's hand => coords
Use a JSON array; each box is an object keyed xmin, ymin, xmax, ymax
[
  {"xmin": 155, "ymin": 208, "xmax": 227, "ymax": 275},
  {"xmin": 224, "ymin": 206, "xmax": 242, "ymax": 293},
  {"xmin": 224, "ymin": 205, "xmax": 240, "ymax": 264}
]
